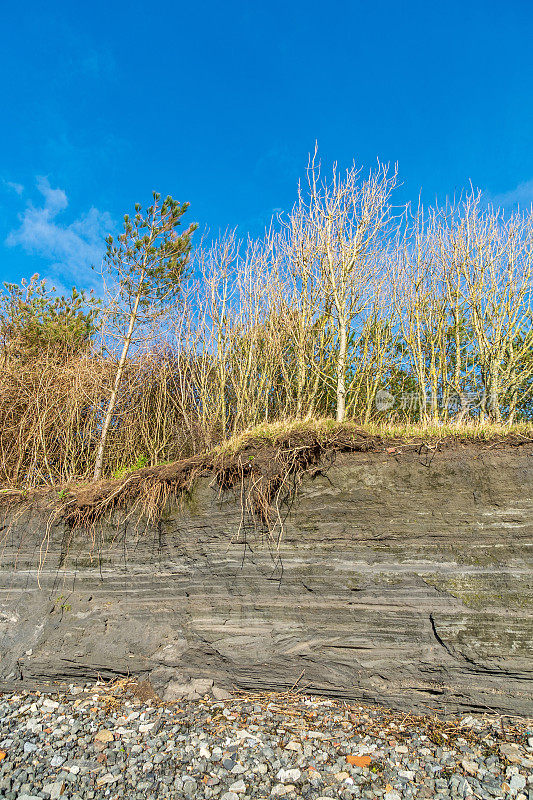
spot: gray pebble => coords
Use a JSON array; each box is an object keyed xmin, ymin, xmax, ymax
[{"xmin": 0, "ymin": 688, "xmax": 530, "ymax": 800}]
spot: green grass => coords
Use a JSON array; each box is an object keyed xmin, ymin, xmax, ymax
[{"xmin": 112, "ymin": 454, "xmax": 150, "ymax": 480}]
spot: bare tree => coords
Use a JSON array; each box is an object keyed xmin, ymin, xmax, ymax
[
  {"xmin": 437, "ymin": 193, "xmax": 533, "ymax": 422},
  {"xmin": 302, "ymin": 155, "xmax": 397, "ymax": 421},
  {"xmin": 393, "ymin": 206, "xmax": 451, "ymax": 422}
]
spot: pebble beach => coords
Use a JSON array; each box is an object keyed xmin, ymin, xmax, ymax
[{"xmin": 1, "ymin": 682, "xmax": 532, "ymax": 800}]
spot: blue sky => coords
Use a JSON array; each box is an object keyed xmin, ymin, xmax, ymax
[{"xmin": 1, "ymin": 0, "xmax": 532, "ymax": 291}]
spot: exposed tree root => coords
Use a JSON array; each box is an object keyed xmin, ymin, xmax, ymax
[
  {"xmin": 59, "ymin": 425, "xmax": 381, "ymax": 533},
  {"xmin": 1, "ymin": 422, "xmax": 532, "ymax": 541}
]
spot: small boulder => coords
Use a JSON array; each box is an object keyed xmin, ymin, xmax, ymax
[
  {"xmin": 212, "ymin": 685, "xmax": 232, "ymax": 700},
  {"xmin": 163, "ymin": 682, "xmax": 193, "ymax": 701},
  {"xmin": 163, "ymin": 677, "xmax": 214, "ymax": 700},
  {"xmin": 191, "ymin": 678, "xmax": 214, "ymax": 695},
  {"xmin": 42, "ymin": 698, "xmax": 60, "ymax": 711}
]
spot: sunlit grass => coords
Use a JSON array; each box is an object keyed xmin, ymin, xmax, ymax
[
  {"xmin": 214, "ymin": 416, "xmax": 533, "ymax": 457},
  {"xmin": 361, "ymin": 419, "xmax": 533, "ymax": 440}
]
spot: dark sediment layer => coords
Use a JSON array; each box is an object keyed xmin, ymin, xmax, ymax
[{"xmin": 1, "ymin": 445, "xmax": 532, "ymax": 715}]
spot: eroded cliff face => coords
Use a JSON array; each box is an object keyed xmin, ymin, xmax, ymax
[{"xmin": 0, "ymin": 446, "xmax": 532, "ymax": 715}]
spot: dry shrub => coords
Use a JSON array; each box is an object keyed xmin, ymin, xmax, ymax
[
  {"xmin": 0, "ymin": 347, "xmax": 222, "ymax": 490},
  {"xmin": 0, "ymin": 353, "xmax": 109, "ymax": 487}
]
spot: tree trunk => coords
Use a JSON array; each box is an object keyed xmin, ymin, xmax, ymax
[
  {"xmin": 336, "ymin": 316, "xmax": 347, "ymax": 422},
  {"xmin": 93, "ymin": 284, "xmax": 144, "ymax": 481},
  {"xmin": 296, "ymin": 343, "xmax": 305, "ymax": 418},
  {"xmin": 489, "ymin": 363, "xmax": 501, "ymax": 423}
]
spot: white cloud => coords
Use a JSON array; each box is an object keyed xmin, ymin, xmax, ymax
[
  {"xmin": 35, "ymin": 175, "xmax": 67, "ymax": 214},
  {"xmin": 6, "ymin": 177, "xmax": 113, "ymax": 288},
  {"xmin": 2, "ymin": 179, "xmax": 24, "ymax": 196},
  {"xmin": 491, "ymin": 178, "xmax": 533, "ymax": 211}
]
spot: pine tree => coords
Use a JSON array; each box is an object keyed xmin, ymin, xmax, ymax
[{"xmin": 93, "ymin": 192, "xmax": 196, "ymax": 480}]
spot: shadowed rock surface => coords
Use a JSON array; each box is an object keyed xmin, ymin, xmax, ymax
[{"xmin": 1, "ymin": 445, "xmax": 532, "ymax": 715}]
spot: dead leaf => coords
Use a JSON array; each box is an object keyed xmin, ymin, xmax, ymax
[{"xmin": 346, "ymin": 754, "xmax": 372, "ymax": 767}]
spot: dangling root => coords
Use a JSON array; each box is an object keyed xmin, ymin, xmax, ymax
[{"xmin": 57, "ymin": 424, "xmax": 382, "ymax": 535}]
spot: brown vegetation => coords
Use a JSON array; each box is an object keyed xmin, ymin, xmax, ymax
[{"xmin": 1, "ymin": 165, "xmax": 532, "ymax": 492}]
